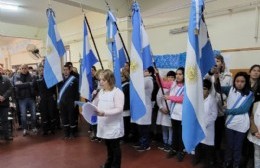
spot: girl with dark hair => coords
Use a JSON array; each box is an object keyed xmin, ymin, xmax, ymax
[
  {"xmin": 163, "ymin": 67, "xmax": 186, "ymax": 161},
  {"xmin": 219, "ymin": 72, "xmax": 254, "ymax": 168}
]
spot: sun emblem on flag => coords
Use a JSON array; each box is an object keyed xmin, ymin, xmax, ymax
[
  {"xmin": 186, "ymin": 65, "xmax": 198, "ymax": 83},
  {"xmin": 130, "ymin": 61, "xmax": 138, "ymax": 72},
  {"xmin": 46, "ymin": 46, "xmax": 53, "ymax": 55}
]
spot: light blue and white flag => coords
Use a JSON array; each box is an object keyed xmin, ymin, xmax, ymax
[
  {"xmin": 182, "ymin": 0, "xmax": 215, "ymax": 153},
  {"xmin": 44, "ymin": 8, "xmax": 66, "ymax": 88},
  {"xmin": 79, "ymin": 17, "xmax": 98, "ymax": 100},
  {"xmin": 106, "ymin": 11, "xmax": 127, "ymax": 89},
  {"xmin": 130, "ymin": 2, "xmax": 153, "ymax": 121}
]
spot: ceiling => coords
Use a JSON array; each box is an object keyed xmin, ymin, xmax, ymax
[
  {"xmin": 0, "ymin": 0, "xmax": 259, "ymax": 27},
  {"xmin": 0, "ymin": 0, "xmax": 259, "ymax": 46}
]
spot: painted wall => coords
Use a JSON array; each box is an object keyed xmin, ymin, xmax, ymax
[{"xmin": 1, "ymin": 7, "xmax": 259, "ymax": 71}]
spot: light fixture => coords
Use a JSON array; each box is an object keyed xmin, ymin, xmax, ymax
[{"xmin": 0, "ymin": 2, "xmax": 19, "ymax": 10}]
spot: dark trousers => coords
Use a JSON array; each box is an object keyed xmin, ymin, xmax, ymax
[
  {"xmin": 171, "ymin": 119, "xmax": 184, "ymax": 152},
  {"xmin": 138, "ymin": 125, "xmax": 150, "ymax": 148},
  {"xmin": 195, "ymin": 143, "xmax": 215, "ymax": 166},
  {"xmin": 123, "ymin": 116, "xmax": 130, "ymax": 142},
  {"xmin": 225, "ymin": 128, "xmax": 246, "ymax": 167},
  {"xmin": 104, "ymin": 138, "xmax": 121, "ymax": 168},
  {"xmin": 0, "ymin": 107, "xmax": 9, "ymax": 139},
  {"xmin": 39, "ymin": 96, "xmax": 56, "ymax": 133},
  {"xmin": 215, "ymin": 116, "xmax": 225, "ymax": 150},
  {"xmin": 60, "ymin": 101, "xmax": 76, "ymax": 136}
]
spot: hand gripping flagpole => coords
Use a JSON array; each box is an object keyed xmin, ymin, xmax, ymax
[
  {"xmin": 104, "ymin": 0, "xmax": 130, "ymax": 63},
  {"xmin": 152, "ymin": 55, "xmax": 171, "ymax": 114}
]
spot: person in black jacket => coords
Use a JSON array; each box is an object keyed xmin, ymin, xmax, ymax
[
  {"xmin": 36, "ymin": 66, "xmax": 57, "ymax": 135},
  {"xmin": 58, "ymin": 64, "xmax": 79, "ymax": 139},
  {"xmin": 0, "ymin": 65, "xmax": 13, "ymax": 141},
  {"xmin": 14, "ymin": 64, "xmax": 37, "ymax": 136}
]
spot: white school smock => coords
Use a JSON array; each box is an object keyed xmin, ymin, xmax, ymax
[
  {"xmin": 96, "ymin": 88, "xmax": 125, "ymax": 139},
  {"xmin": 201, "ymin": 94, "xmax": 218, "ymax": 146}
]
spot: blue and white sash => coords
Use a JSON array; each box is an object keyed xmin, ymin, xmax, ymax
[
  {"xmin": 225, "ymin": 92, "xmax": 253, "ymax": 126},
  {"xmin": 57, "ymin": 76, "xmax": 76, "ymax": 104},
  {"xmin": 170, "ymin": 86, "xmax": 184, "ymax": 114}
]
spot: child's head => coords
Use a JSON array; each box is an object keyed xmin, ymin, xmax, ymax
[
  {"xmin": 166, "ymin": 71, "xmax": 176, "ymax": 82},
  {"xmin": 176, "ymin": 67, "xmax": 185, "ymax": 83},
  {"xmin": 233, "ymin": 72, "xmax": 250, "ymax": 96},
  {"xmin": 203, "ymin": 79, "xmax": 211, "ymax": 98}
]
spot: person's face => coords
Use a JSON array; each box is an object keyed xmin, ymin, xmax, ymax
[
  {"xmin": 0, "ymin": 66, "xmax": 3, "ymax": 75},
  {"xmin": 63, "ymin": 67, "xmax": 70, "ymax": 77},
  {"xmin": 250, "ymin": 66, "xmax": 260, "ymax": 80},
  {"xmin": 144, "ymin": 70, "xmax": 150, "ymax": 77},
  {"xmin": 21, "ymin": 66, "xmax": 29, "ymax": 75},
  {"xmin": 167, "ymin": 76, "xmax": 175, "ymax": 82},
  {"xmin": 203, "ymin": 87, "xmax": 209, "ymax": 98},
  {"xmin": 215, "ymin": 58, "xmax": 223, "ymax": 69},
  {"xmin": 235, "ymin": 76, "xmax": 246, "ymax": 90},
  {"xmin": 91, "ymin": 68, "xmax": 96, "ymax": 76},
  {"xmin": 176, "ymin": 70, "xmax": 184, "ymax": 83},
  {"xmin": 99, "ymin": 74, "xmax": 109, "ymax": 90},
  {"xmin": 38, "ymin": 67, "xmax": 44, "ymax": 76}
]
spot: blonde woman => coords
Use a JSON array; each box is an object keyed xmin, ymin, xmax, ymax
[{"xmin": 92, "ymin": 69, "xmax": 124, "ymax": 168}]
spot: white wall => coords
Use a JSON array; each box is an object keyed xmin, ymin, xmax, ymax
[{"xmin": 1, "ymin": 8, "xmax": 259, "ymax": 70}]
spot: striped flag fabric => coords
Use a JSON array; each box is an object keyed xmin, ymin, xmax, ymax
[
  {"xmin": 44, "ymin": 8, "xmax": 66, "ymax": 88},
  {"xmin": 106, "ymin": 11, "xmax": 127, "ymax": 89},
  {"xmin": 79, "ymin": 17, "xmax": 98, "ymax": 100},
  {"xmin": 130, "ymin": 1, "xmax": 153, "ymax": 121},
  {"xmin": 182, "ymin": 0, "xmax": 215, "ymax": 153}
]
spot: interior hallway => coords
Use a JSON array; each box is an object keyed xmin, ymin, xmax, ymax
[{"xmin": 0, "ymin": 122, "xmax": 200, "ymax": 168}]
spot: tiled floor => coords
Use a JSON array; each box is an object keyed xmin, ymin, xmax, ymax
[{"xmin": 0, "ymin": 124, "xmax": 201, "ymax": 168}]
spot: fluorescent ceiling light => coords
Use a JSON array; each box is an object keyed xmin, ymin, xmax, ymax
[{"xmin": 0, "ymin": 2, "xmax": 19, "ymax": 10}]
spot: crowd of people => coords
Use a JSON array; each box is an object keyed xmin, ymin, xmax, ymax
[{"xmin": 0, "ymin": 55, "xmax": 259, "ymax": 168}]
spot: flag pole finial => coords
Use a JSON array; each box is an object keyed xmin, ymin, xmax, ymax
[{"xmin": 104, "ymin": 0, "xmax": 111, "ymax": 11}]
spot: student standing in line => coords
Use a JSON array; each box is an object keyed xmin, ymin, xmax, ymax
[
  {"xmin": 192, "ymin": 79, "xmax": 218, "ymax": 168},
  {"xmin": 219, "ymin": 72, "xmax": 254, "ymax": 168},
  {"xmin": 92, "ymin": 69, "xmax": 124, "ymax": 168},
  {"xmin": 156, "ymin": 71, "xmax": 175, "ymax": 152},
  {"xmin": 163, "ymin": 67, "xmax": 185, "ymax": 162}
]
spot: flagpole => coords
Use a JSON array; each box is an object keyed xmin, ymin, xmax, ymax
[
  {"xmin": 84, "ymin": 15, "xmax": 104, "ymax": 70},
  {"xmin": 153, "ymin": 60, "xmax": 170, "ymax": 113},
  {"xmin": 105, "ymin": 0, "xmax": 130, "ymax": 63}
]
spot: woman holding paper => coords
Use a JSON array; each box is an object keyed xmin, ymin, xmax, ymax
[{"xmin": 92, "ymin": 69, "xmax": 124, "ymax": 168}]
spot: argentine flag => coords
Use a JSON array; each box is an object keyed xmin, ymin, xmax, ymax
[
  {"xmin": 44, "ymin": 8, "xmax": 66, "ymax": 88},
  {"xmin": 79, "ymin": 17, "xmax": 98, "ymax": 100},
  {"xmin": 182, "ymin": 0, "xmax": 215, "ymax": 152},
  {"xmin": 130, "ymin": 2, "xmax": 153, "ymax": 122},
  {"xmin": 106, "ymin": 11, "xmax": 127, "ymax": 89}
]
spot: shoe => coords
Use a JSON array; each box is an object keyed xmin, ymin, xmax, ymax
[
  {"xmin": 177, "ymin": 152, "xmax": 185, "ymax": 162},
  {"xmin": 167, "ymin": 149, "xmax": 177, "ymax": 158},
  {"xmin": 158, "ymin": 144, "xmax": 166, "ymax": 150},
  {"xmin": 136, "ymin": 146, "xmax": 151, "ymax": 152},
  {"xmin": 132, "ymin": 143, "xmax": 141, "ymax": 148},
  {"xmin": 23, "ymin": 129, "xmax": 27, "ymax": 136},
  {"xmin": 90, "ymin": 137, "xmax": 97, "ymax": 141},
  {"xmin": 192, "ymin": 156, "xmax": 200, "ymax": 166},
  {"xmin": 163, "ymin": 144, "xmax": 171, "ymax": 152},
  {"xmin": 63, "ymin": 136, "xmax": 69, "ymax": 140},
  {"xmin": 5, "ymin": 137, "xmax": 13, "ymax": 141},
  {"xmin": 222, "ymin": 162, "xmax": 232, "ymax": 168},
  {"xmin": 32, "ymin": 128, "xmax": 38, "ymax": 134}
]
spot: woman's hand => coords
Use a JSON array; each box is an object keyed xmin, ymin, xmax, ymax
[
  {"xmin": 160, "ymin": 107, "xmax": 169, "ymax": 114},
  {"xmin": 96, "ymin": 109, "xmax": 105, "ymax": 116},
  {"xmin": 255, "ymin": 132, "xmax": 260, "ymax": 139},
  {"xmin": 163, "ymin": 95, "xmax": 170, "ymax": 100}
]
